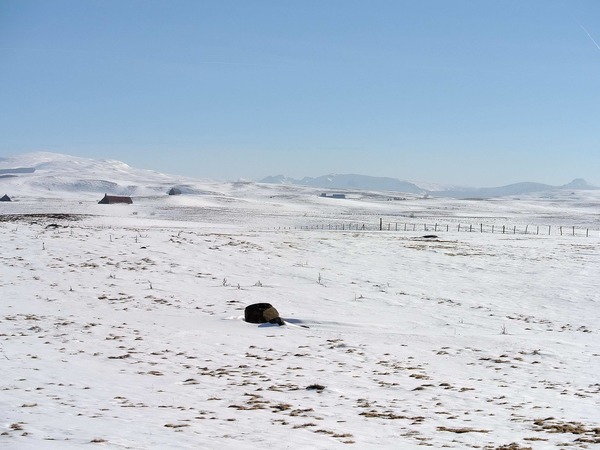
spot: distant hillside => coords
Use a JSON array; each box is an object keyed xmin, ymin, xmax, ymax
[
  {"xmin": 429, "ymin": 179, "xmax": 598, "ymax": 198},
  {"xmin": 261, "ymin": 174, "xmax": 598, "ymax": 199},
  {"xmin": 562, "ymin": 178, "xmax": 595, "ymax": 189},
  {"xmin": 0, "ymin": 151, "xmax": 211, "ymax": 199},
  {"xmin": 0, "ymin": 167, "xmax": 36, "ymax": 175},
  {"xmin": 260, "ymin": 174, "xmax": 424, "ymax": 194},
  {"xmin": 430, "ymin": 182, "xmax": 555, "ymax": 198}
]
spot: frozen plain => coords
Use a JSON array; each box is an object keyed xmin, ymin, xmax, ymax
[{"xmin": 1, "ymin": 155, "xmax": 599, "ymax": 449}]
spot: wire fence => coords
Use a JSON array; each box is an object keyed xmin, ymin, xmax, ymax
[{"xmin": 286, "ymin": 219, "xmax": 599, "ymax": 238}]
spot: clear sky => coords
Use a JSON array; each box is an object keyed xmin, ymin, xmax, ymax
[{"xmin": 1, "ymin": 0, "xmax": 599, "ymax": 187}]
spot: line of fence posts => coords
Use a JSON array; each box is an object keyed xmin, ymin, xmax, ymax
[
  {"xmin": 371, "ymin": 219, "xmax": 593, "ymax": 237},
  {"xmin": 302, "ymin": 223, "xmax": 368, "ymax": 231},
  {"xmin": 294, "ymin": 219, "xmax": 594, "ymax": 237}
]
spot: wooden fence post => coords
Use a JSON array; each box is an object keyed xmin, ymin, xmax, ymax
[
  {"xmin": 502, "ymin": 225, "xmax": 505, "ymax": 234},
  {"xmin": 560, "ymin": 226, "xmax": 563, "ymax": 236},
  {"xmin": 572, "ymin": 226, "xmax": 575, "ymax": 236},
  {"xmin": 380, "ymin": 218, "xmax": 382, "ymax": 231}
]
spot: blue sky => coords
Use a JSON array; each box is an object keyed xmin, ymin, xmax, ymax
[{"xmin": 1, "ymin": 0, "xmax": 599, "ymax": 186}]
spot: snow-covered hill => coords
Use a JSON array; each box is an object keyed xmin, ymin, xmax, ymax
[
  {"xmin": 0, "ymin": 152, "xmax": 214, "ymax": 199},
  {"xmin": 1, "ymin": 152, "xmax": 599, "ymax": 449}
]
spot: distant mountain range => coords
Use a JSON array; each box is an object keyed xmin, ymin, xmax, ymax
[
  {"xmin": 1, "ymin": 152, "xmax": 597, "ymax": 200},
  {"xmin": 261, "ymin": 174, "xmax": 424, "ymax": 194},
  {"xmin": 260, "ymin": 174, "xmax": 598, "ymax": 199}
]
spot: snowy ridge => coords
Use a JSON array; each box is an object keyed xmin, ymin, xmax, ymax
[{"xmin": 0, "ymin": 152, "xmax": 203, "ymax": 199}]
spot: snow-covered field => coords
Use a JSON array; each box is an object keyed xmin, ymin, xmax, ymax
[{"xmin": 1, "ymin": 154, "xmax": 599, "ymax": 449}]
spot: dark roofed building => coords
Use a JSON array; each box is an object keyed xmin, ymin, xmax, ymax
[
  {"xmin": 0, "ymin": 194, "xmax": 11, "ymax": 202},
  {"xmin": 168, "ymin": 187, "xmax": 182, "ymax": 195},
  {"xmin": 320, "ymin": 193, "xmax": 346, "ymax": 199},
  {"xmin": 98, "ymin": 194, "xmax": 133, "ymax": 204}
]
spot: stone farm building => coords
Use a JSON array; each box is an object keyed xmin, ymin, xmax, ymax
[{"xmin": 98, "ymin": 194, "xmax": 133, "ymax": 204}]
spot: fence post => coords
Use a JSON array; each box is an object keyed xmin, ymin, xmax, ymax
[
  {"xmin": 513, "ymin": 226, "xmax": 516, "ymax": 234},
  {"xmin": 469, "ymin": 224, "xmax": 472, "ymax": 232},
  {"xmin": 536, "ymin": 225, "xmax": 539, "ymax": 235},
  {"xmin": 404, "ymin": 223, "xmax": 407, "ymax": 231},
  {"xmin": 492, "ymin": 225, "xmax": 494, "ymax": 233},
  {"xmin": 395, "ymin": 223, "xmax": 398, "ymax": 231},
  {"xmin": 560, "ymin": 226, "xmax": 563, "ymax": 236},
  {"xmin": 435, "ymin": 223, "xmax": 438, "ymax": 232},
  {"xmin": 480, "ymin": 224, "xmax": 483, "ymax": 233},
  {"xmin": 525, "ymin": 225, "xmax": 528, "ymax": 234},
  {"xmin": 572, "ymin": 226, "xmax": 575, "ymax": 236},
  {"xmin": 502, "ymin": 225, "xmax": 505, "ymax": 234},
  {"xmin": 380, "ymin": 218, "xmax": 382, "ymax": 231},
  {"xmin": 586, "ymin": 229, "xmax": 589, "ymax": 237},
  {"xmin": 458, "ymin": 224, "xmax": 461, "ymax": 232},
  {"xmin": 548, "ymin": 225, "xmax": 551, "ymax": 235}
]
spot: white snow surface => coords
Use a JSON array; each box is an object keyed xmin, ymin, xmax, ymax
[{"xmin": 1, "ymin": 153, "xmax": 599, "ymax": 449}]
